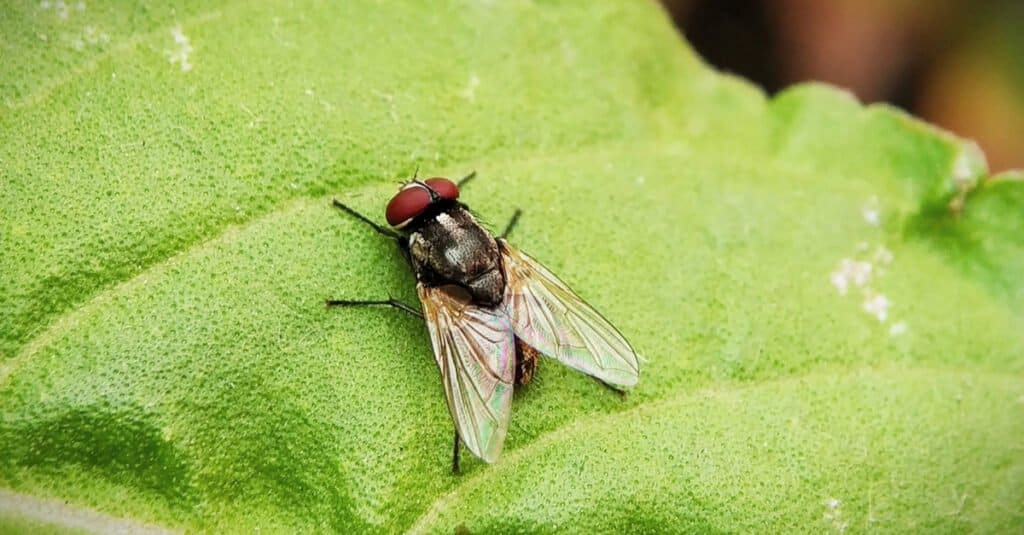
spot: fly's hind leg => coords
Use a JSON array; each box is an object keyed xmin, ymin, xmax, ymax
[
  {"xmin": 325, "ymin": 298, "xmax": 465, "ymax": 474},
  {"xmin": 324, "ymin": 298, "xmax": 423, "ymax": 319},
  {"xmin": 452, "ymin": 429, "xmax": 461, "ymax": 474}
]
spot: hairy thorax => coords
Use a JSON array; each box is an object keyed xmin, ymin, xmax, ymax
[{"xmin": 408, "ymin": 208, "xmax": 505, "ymax": 306}]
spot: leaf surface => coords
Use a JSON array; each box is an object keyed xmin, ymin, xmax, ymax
[{"xmin": 1, "ymin": 0, "xmax": 1022, "ymax": 532}]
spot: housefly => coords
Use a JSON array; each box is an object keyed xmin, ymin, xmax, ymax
[{"xmin": 326, "ymin": 172, "xmax": 641, "ymax": 471}]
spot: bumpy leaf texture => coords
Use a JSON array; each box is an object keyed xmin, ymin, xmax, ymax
[{"xmin": 1, "ymin": 0, "xmax": 1022, "ymax": 532}]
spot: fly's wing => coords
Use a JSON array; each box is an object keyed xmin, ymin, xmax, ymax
[
  {"xmin": 499, "ymin": 241, "xmax": 640, "ymax": 388},
  {"xmin": 417, "ymin": 283, "xmax": 515, "ymax": 463}
]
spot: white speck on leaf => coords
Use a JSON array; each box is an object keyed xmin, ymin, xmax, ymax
[
  {"xmin": 40, "ymin": 0, "xmax": 74, "ymax": 19},
  {"xmin": 952, "ymin": 149, "xmax": 976, "ymax": 184},
  {"xmin": 823, "ymin": 498, "xmax": 848, "ymax": 533},
  {"xmin": 239, "ymin": 103, "xmax": 262, "ymax": 128},
  {"xmin": 872, "ymin": 245, "xmax": 894, "ymax": 265},
  {"xmin": 271, "ymin": 16, "xmax": 296, "ymax": 48},
  {"xmin": 75, "ymin": 0, "xmax": 85, "ymax": 11},
  {"xmin": 862, "ymin": 294, "xmax": 890, "ymax": 322},
  {"xmin": 831, "ymin": 259, "xmax": 872, "ymax": 296},
  {"xmin": 459, "ymin": 74, "xmax": 480, "ymax": 101},
  {"xmin": 636, "ymin": 175, "xmax": 646, "ymax": 185},
  {"xmin": 862, "ymin": 196, "xmax": 880, "ymax": 226},
  {"xmin": 889, "ymin": 320, "xmax": 907, "ymax": 336},
  {"xmin": 166, "ymin": 25, "xmax": 194, "ymax": 72}
]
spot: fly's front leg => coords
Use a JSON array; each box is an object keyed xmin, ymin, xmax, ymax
[
  {"xmin": 331, "ymin": 199, "xmax": 413, "ymax": 267},
  {"xmin": 332, "ymin": 199, "xmax": 402, "ymax": 240}
]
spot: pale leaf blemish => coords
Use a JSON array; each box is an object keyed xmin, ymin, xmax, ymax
[
  {"xmin": 271, "ymin": 16, "xmax": 296, "ymax": 48},
  {"xmin": 822, "ymin": 498, "xmax": 848, "ymax": 533},
  {"xmin": 636, "ymin": 175, "xmax": 645, "ymax": 185},
  {"xmin": 872, "ymin": 245, "xmax": 894, "ymax": 266},
  {"xmin": 862, "ymin": 294, "xmax": 890, "ymax": 323},
  {"xmin": 948, "ymin": 146, "xmax": 983, "ymax": 213},
  {"xmin": 888, "ymin": 320, "xmax": 908, "ymax": 337},
  {"xmin": 68, "ymin": 26, "xmax": 109, "ymax": 51},
  {"xmin": 830, "ymin": 259, "xmax": 872, "ymax": 296},
  {"xmin": 304, "ymin": 88, "xmax": 336, "ymax": 113},
  {"xmin": 83, "ymin": 26, "xmax": 98, "ymax": 44},
  {"xmin": 459, "ymin": 74, "xmax": 480, "ymax": 101},
  {"xmin": 371, "ymin": 89, "xmax": 393, "ymax": 102},
  {"xmin": 952, "ymin": 149, "xmax": 976, "ymax": 184},
  {"xmin": 830, "ymin": 271, "xmax": 849, "ymax": 296},
  {"xmin": 166, "ymin": 26, "xmax": 194, "ymax": 72},
  {"xmin": 40, "ymin": 0, "xmax": 73, "ymax": 19},
  {"xmin": 238, "ymin": 103, "xmax": 262, "ymax": 128},
  {"xmin": 947, "ymin": 489, "xmax": 969, "ymax": 517},
  {"xmin": 862, "ymin": 196, "xmax": 880, "ymax": 226}
]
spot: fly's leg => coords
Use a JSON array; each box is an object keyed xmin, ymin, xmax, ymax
[
  {"xmin": 324, "ymin": 297, "xmax": 464, "ymax": 473},
  {"xmin": 500, "ymin": 208, "xmax": 523, "ymax": 239},
  {"xmin": 456, "ymin": 170, "xmax": 477, "ymax": 189},
  {"xmin": 331, "ymin": 199, "xmax": 402, "ymax": 240},
  {"xmin": 324, "ymin": 298, "xmax": 423, "ymax": 319},
  {"xmin": 452, "ymin": 430, "xmax": 461, "ymax": 474}
]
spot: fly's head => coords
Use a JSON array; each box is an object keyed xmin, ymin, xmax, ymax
[{"xmin": 385, "ymin": 177, "xmax": 461, "ymax": 232}]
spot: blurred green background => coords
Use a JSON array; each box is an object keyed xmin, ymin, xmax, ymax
[{"xmin": 662, "ymin": 0, "xmax": 1024, "ymax": 172}]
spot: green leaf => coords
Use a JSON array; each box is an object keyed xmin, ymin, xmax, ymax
[{"xmin": 2, "ymin": 0, "xmax": 1022, "ymax": 533}]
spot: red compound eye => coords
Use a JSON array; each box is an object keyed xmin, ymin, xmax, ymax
[
  {"xmin": 424, "ymin": 177, "xmax": 459, "ymax": 201},
  {"xmin": 385, "ymin": 185, "xmax": 432, "ymax": 228}
]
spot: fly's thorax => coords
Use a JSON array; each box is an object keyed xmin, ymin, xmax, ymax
[{"xmin": 408, "ymin": 207, "xmax": 505, "ymax": 306}]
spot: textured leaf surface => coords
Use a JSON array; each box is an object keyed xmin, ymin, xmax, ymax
[{"xmin": 1, "ymin": 0, "xmax": 1022, "ymax": 533}]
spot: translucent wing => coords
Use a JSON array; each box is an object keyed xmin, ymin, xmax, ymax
[
  {"xmin": 499, "ymin": 241, "xmax": 641, "ymax": 388},
  {"xmin": 417, "ymin": 283, "xmax": 515, "ymax": 463}
]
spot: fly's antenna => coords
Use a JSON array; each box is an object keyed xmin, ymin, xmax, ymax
[{"xmin": 411, "ymin": 178, "xmax": 440, "ymax": 202}]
